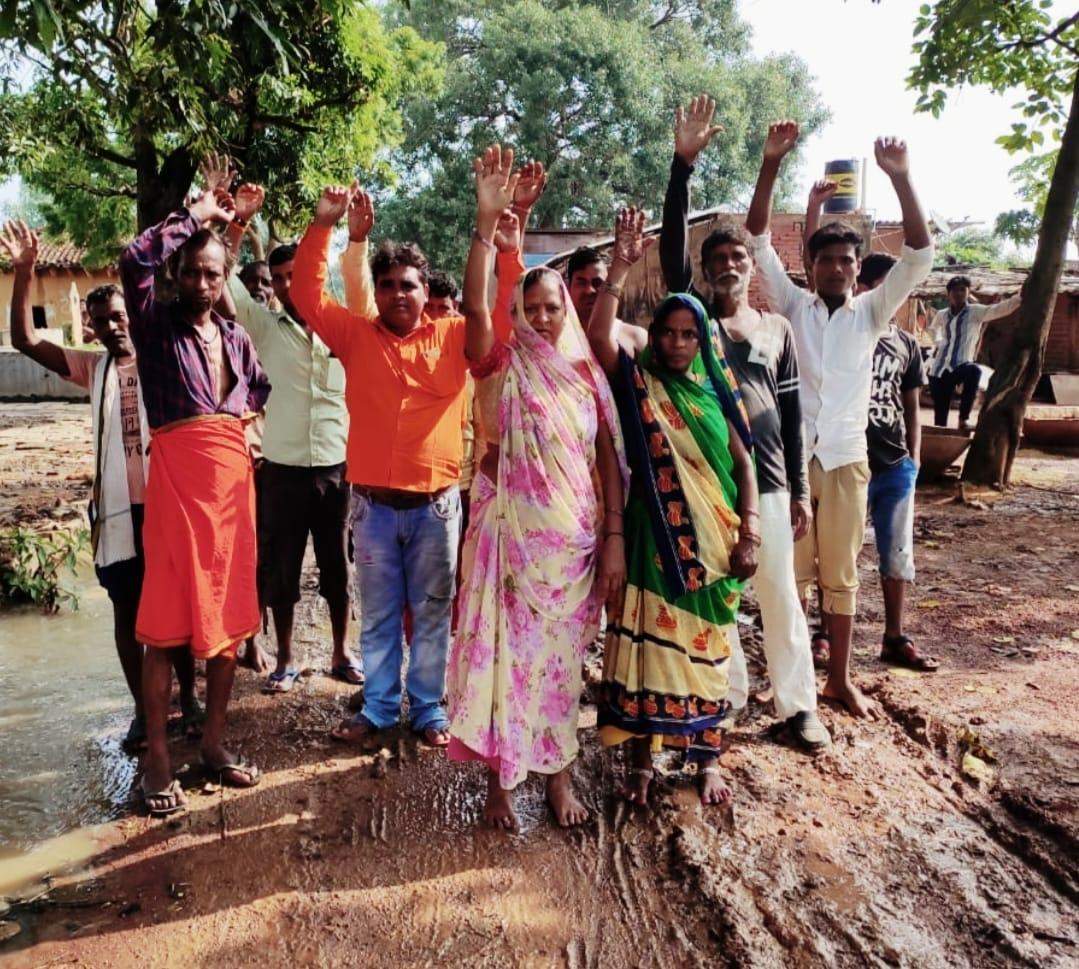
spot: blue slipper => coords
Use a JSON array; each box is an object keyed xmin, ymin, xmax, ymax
[
  {"xmin": 262, "ymin": 668, "xmax": 301, "ymax": 694},
  {"xmin": 330, "ymin": 661, "xmax": 364, "ymax": 685}
]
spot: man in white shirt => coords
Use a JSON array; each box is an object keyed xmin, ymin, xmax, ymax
[
  {"xmin": 926, "ymin": 275, "xmax": 1020, "ymax": 429},
  {"xmin": 745, "ymin": 122, "xmax": 933, "ymax": 718}
]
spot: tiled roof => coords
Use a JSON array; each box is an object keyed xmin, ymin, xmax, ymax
[{"xmin": 0, "ymin": 236, "xmax": 119, "ymax": 272}]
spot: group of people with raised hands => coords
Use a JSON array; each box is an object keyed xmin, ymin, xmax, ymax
[{"xmin": 5, "ymin": 93, "xmax": 941, "ymax": 828}]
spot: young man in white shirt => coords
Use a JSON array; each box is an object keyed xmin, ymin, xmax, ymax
[
  {"xmin": 926, "ymin": 275, "xmax": 1020, "ymax": 430},
  {"xmin": 745, "ymin": 123, "xmax": 933, "ymax": 718}
]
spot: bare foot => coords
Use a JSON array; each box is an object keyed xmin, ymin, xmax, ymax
[
  {"xmin": 821, "ymin": 679, "xmax": 879, "ymax": 719},
  {"xmin": 239, "ymin": 637, "xmax": 270, "ymax": 674},
  {"xmin": 330, "ymin": 715, "xmax": 378, "ymax": 745},
  {"xmin": 698, "ymin": 763, "xmax": 732, "ymax": 806},
  {"xmin": 546, "ymin": 768, "xmax": 588, "ymax": 827},
  {"xmin": 484, "ymin": 771, "xmax": 518, "ymax": 831},
  {"xmin": 622, "ymin": 739, "xmax": 653, "ymax": 806},
  {"xmin": 622, "ymin": 768, "xmax": 653, "ymax": 805}
]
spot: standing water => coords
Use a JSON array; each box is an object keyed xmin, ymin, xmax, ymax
[{"xmin": 0, "ymin": 567, "xmax": 137, "ymax": 890}]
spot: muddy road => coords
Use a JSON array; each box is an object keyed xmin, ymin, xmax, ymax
[{"xmin": 1, "ymin": 403, "xmax": 1076, "ymax": 968}]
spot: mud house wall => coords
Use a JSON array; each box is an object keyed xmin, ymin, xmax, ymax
[{"xmin": 0, "ymin": 268, "xmax": 117, "ymax": 348}]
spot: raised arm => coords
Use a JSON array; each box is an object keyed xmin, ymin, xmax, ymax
[
  {"xmin": 588, "ymin": 207, "xmax": 653, "ymax": 375},
  {"xmin": 860, "ymin": 138, "xmax": 934, "ymax": 330},
  {"xmin": 119, "ymin": 191, "xmax": 233, "ymax": 337},
  {"xmin": 292, "ymin": 183, "xmax": 367, "ymax": 360},
  {"xmin": 802, "ymin": 179, "xmax": 838, "ymax": 286},
  {"xmin": 745, "ymin": 120, "xmax": 799, "ymax": 237},
  {"xmin": 462, "ymin": 144, "xmax": 520, "ymax": 363},
  {"xmin": 340, "ymin": 189, "xmax": 378, "ymax": 318},
  {"xmin": 511, "ymin": 159, "xmax": 547, "ymax": 254},
  {"xmin": 661, "ymin": 95, "xmax": 723, "ymax": 293},
  {"xmin": 745, "ymin": 122, "xmax": 804, "ymax": 319},
  {"xmin": 492, "ymin": 209, "xmax": 525, "ymax": 343},
  {"xmin": 217, "ymin": 182, "xmax": 275, "ymax": 343},
  {"xmin": 1, "ymin": 221, "xmax": 69, "ymax": 377}
]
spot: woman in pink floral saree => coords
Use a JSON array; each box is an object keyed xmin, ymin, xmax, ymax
[{"xmin": 447, "ymin": 145, "xmax": 628, "ymax": 830}]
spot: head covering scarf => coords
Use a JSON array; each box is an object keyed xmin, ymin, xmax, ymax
[
  {"xmin": 613, "ymin": 292, "xmax": 752, "ymax": 601},
  {"xmin": 648, "ymin": 292, "xmax": 753, "ymax": 450}
]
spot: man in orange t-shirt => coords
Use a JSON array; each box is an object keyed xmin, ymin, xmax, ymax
[{"xmin": 291, "ymin": 184, "xmax": 472, "ymax": 748}]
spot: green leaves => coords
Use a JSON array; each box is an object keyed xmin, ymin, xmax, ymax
[
  {"xmin": 0, "ymin": 0, "xmax": 444, "ymax": 252},
  {"xmin": 908, "ymin": 0, "xmax": 1078, "ymax": 154},
  {"xmin": 378, "ymin": 0, "xmax": 826, "ymax": 270},
  {"xmin": 0, "ymin": 525, "xmax": 88, "ymax": 612}
]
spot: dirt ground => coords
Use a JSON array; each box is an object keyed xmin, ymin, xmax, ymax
[{"xmin": 1, "ymin": 402, "xmax": 1077, "ymax": 968}]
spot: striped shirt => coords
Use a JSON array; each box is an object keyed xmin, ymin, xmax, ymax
[{"xmin": 927, "ymin": 296, "xmax": 1020, "ymax": 378}]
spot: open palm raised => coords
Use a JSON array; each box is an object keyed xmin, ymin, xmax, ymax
[
  {"xmin": 611, "ymin": 206, "xmax": 654, "ymax": 267},
  {"xmin": 473, "ymin": 144, "xmax": 520, "ymax": 220}
]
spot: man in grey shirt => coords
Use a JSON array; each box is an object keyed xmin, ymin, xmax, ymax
[{"xmin": 658, "ymin": 95, "xmax": 828, "ymax": 752}]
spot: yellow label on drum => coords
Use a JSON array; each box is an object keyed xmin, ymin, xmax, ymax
[{"xmin": 829, "ymin": 172, "xmax": 858, "ymax": 195}]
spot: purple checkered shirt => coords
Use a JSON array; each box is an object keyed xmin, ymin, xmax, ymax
[{"xmin": 119, "ymin": 209, "xmax": 271, "ymax": 430}]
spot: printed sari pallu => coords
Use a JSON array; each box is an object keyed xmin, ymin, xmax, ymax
[{"xmin": 599, "ymin": 301, "xmax": 751, "ymax": 762}]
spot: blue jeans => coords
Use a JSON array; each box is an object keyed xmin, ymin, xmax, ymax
[
  {"xmin": 867, "ymin": 457, "xmax": 918, "ymax": 582},
  {"xmin": 351, "ymin": 488, "xmax": 460, "ymax": 731}
]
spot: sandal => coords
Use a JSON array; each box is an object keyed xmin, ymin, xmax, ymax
[
  {"xmin": 141, "ymin": 776, "xmax": 187, "ymax": 817},
  {"xmin": 201, "ymin": 755, "xmax": 261, "ymax": 788},
  {"xmin": 331, "ymin": 713, "xmax": 378, "ymax": 745},
  {"xmin": 262, "ymin": 668, "xmax": 301, "ymax": 694},
  {"xmin": 330, "ymin": 660, "xmax": 364, "ymax": 685},
  {"xmin": 810, "ymin": 630, "xmax": 831, "ymax": 670},
  {"xmin": 880, "ymin": 635, "xmax": 940, "ymax": 672},
  {"xmin": 413, "ymin": 725, "xmax": 450, "ymax": 748}
]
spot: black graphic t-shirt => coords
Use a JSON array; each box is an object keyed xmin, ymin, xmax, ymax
[{"xmin": 867, "ymin": 326, "xmax": 925, "ymax": 473}]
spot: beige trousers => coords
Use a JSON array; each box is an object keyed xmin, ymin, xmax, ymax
[{"xmin": 794, "ymin": 457, "xmax": 869, "ymax": 617}]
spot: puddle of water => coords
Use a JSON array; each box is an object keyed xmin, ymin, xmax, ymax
[{"xmin": 0, "ymin": 567, "xmax": 136, "ymax": 877}]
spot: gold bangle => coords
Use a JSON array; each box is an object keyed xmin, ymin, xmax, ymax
[{"xmin": 603, "ymin": 281, "xmax": 624, "ymax": 298}]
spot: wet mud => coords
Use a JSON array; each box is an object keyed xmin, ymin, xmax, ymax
[{"xmin": 1, "ymin": 404, "xmax": 1077, "ymax": 967}]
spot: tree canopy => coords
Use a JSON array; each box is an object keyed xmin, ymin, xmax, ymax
[
  {"xmin": 376, "ymin": 0, "xmax": 828, "ymax": 270},
  {"xmin": 0, "ymin": 0, "xmax": 443, "ymax": 265}
]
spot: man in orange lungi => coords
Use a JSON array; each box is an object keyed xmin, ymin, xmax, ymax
[{"xmin": 119, "ymin": 190, "xmax": 271, "ymax": 815}]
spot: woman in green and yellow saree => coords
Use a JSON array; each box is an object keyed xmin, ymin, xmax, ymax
[{"xmin": 588, "ymin": 207, "xmax": 761, "ymax": 807}]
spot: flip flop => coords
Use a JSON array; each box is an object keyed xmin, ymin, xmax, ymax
[
  {"xmin": 201, "ymin": 755, "xmax": 261, "ymax": 788},
  {"xmin": 330, "ymin": 661, "xmax": 364, "ymax": 685},
  {"xmin": 880, "ymin": 635, "xmax": 940, "ymax": 672},
  {"xmin": 262, "ymin": 668, "xmax": 301, "ymax": 694},
  {"xmin": 141, "ymin": 776, "xmax": 187, "ymax": 817}
]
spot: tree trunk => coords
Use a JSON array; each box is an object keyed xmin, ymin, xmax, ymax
[
  {"xmin": 962, "ymin": 67, "xmax": 1079, "ymax": 488},
  {"xmin": 133, "ymin": 137, "xmax": 198, "ymax": 230}
]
